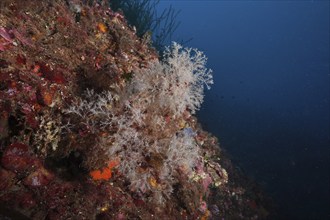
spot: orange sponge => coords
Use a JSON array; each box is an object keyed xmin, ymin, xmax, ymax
[{"xmin": 90, "ymin": 159, "xmax": 119, "ymax": 181}]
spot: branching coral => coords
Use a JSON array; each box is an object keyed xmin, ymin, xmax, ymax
[
  {"xmin": 63, "ymin": 42, "xmax": 213, "ymax": 204},
  {"xmin": 131, "ymin": 42, "xmax": 213, "ymax": 117}
]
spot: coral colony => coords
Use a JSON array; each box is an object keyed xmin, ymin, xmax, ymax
[{"xmin": 0, "ymin": 0, "xmax": 271, "ymax": 219}]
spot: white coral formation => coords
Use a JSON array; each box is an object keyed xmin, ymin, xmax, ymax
[
  {"xmin": 63, "ymin": 89, "xmax": 118, "ymax": 131},
  {"xmin": 162, "ymin": 42, "xmax": 213, "ymax": 115},
  {"xmin": 63, "ymin": 43, "xmax": 216, "ymax": 203},
  {"xmin": 131, "ymin": 42, "xmax": 213, "ymax": 117}
]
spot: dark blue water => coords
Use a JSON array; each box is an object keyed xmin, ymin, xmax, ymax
[{"xmin": 159, "ymin": 1, "xmax": 329, "ymax": 219}]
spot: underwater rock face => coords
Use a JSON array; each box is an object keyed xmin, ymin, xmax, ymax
[
  {"xmin": 0, "ymin": 0, "xmax": 273, "ymax": 219},
  {"xmin": 23, "ymin": 166, "xmax": 54, "ymax": 187},
  {"xmin": 1, "ymin": 143, "xmax": 36, "ymax": 173},
  {"xmin": 0, "ymin": 168, "xmax": 16, "ymax": 191}
]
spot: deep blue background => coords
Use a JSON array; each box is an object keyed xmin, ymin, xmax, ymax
[{"xmin": 158, "ymin": 1, "xmax": 329, "ymax": 219}]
